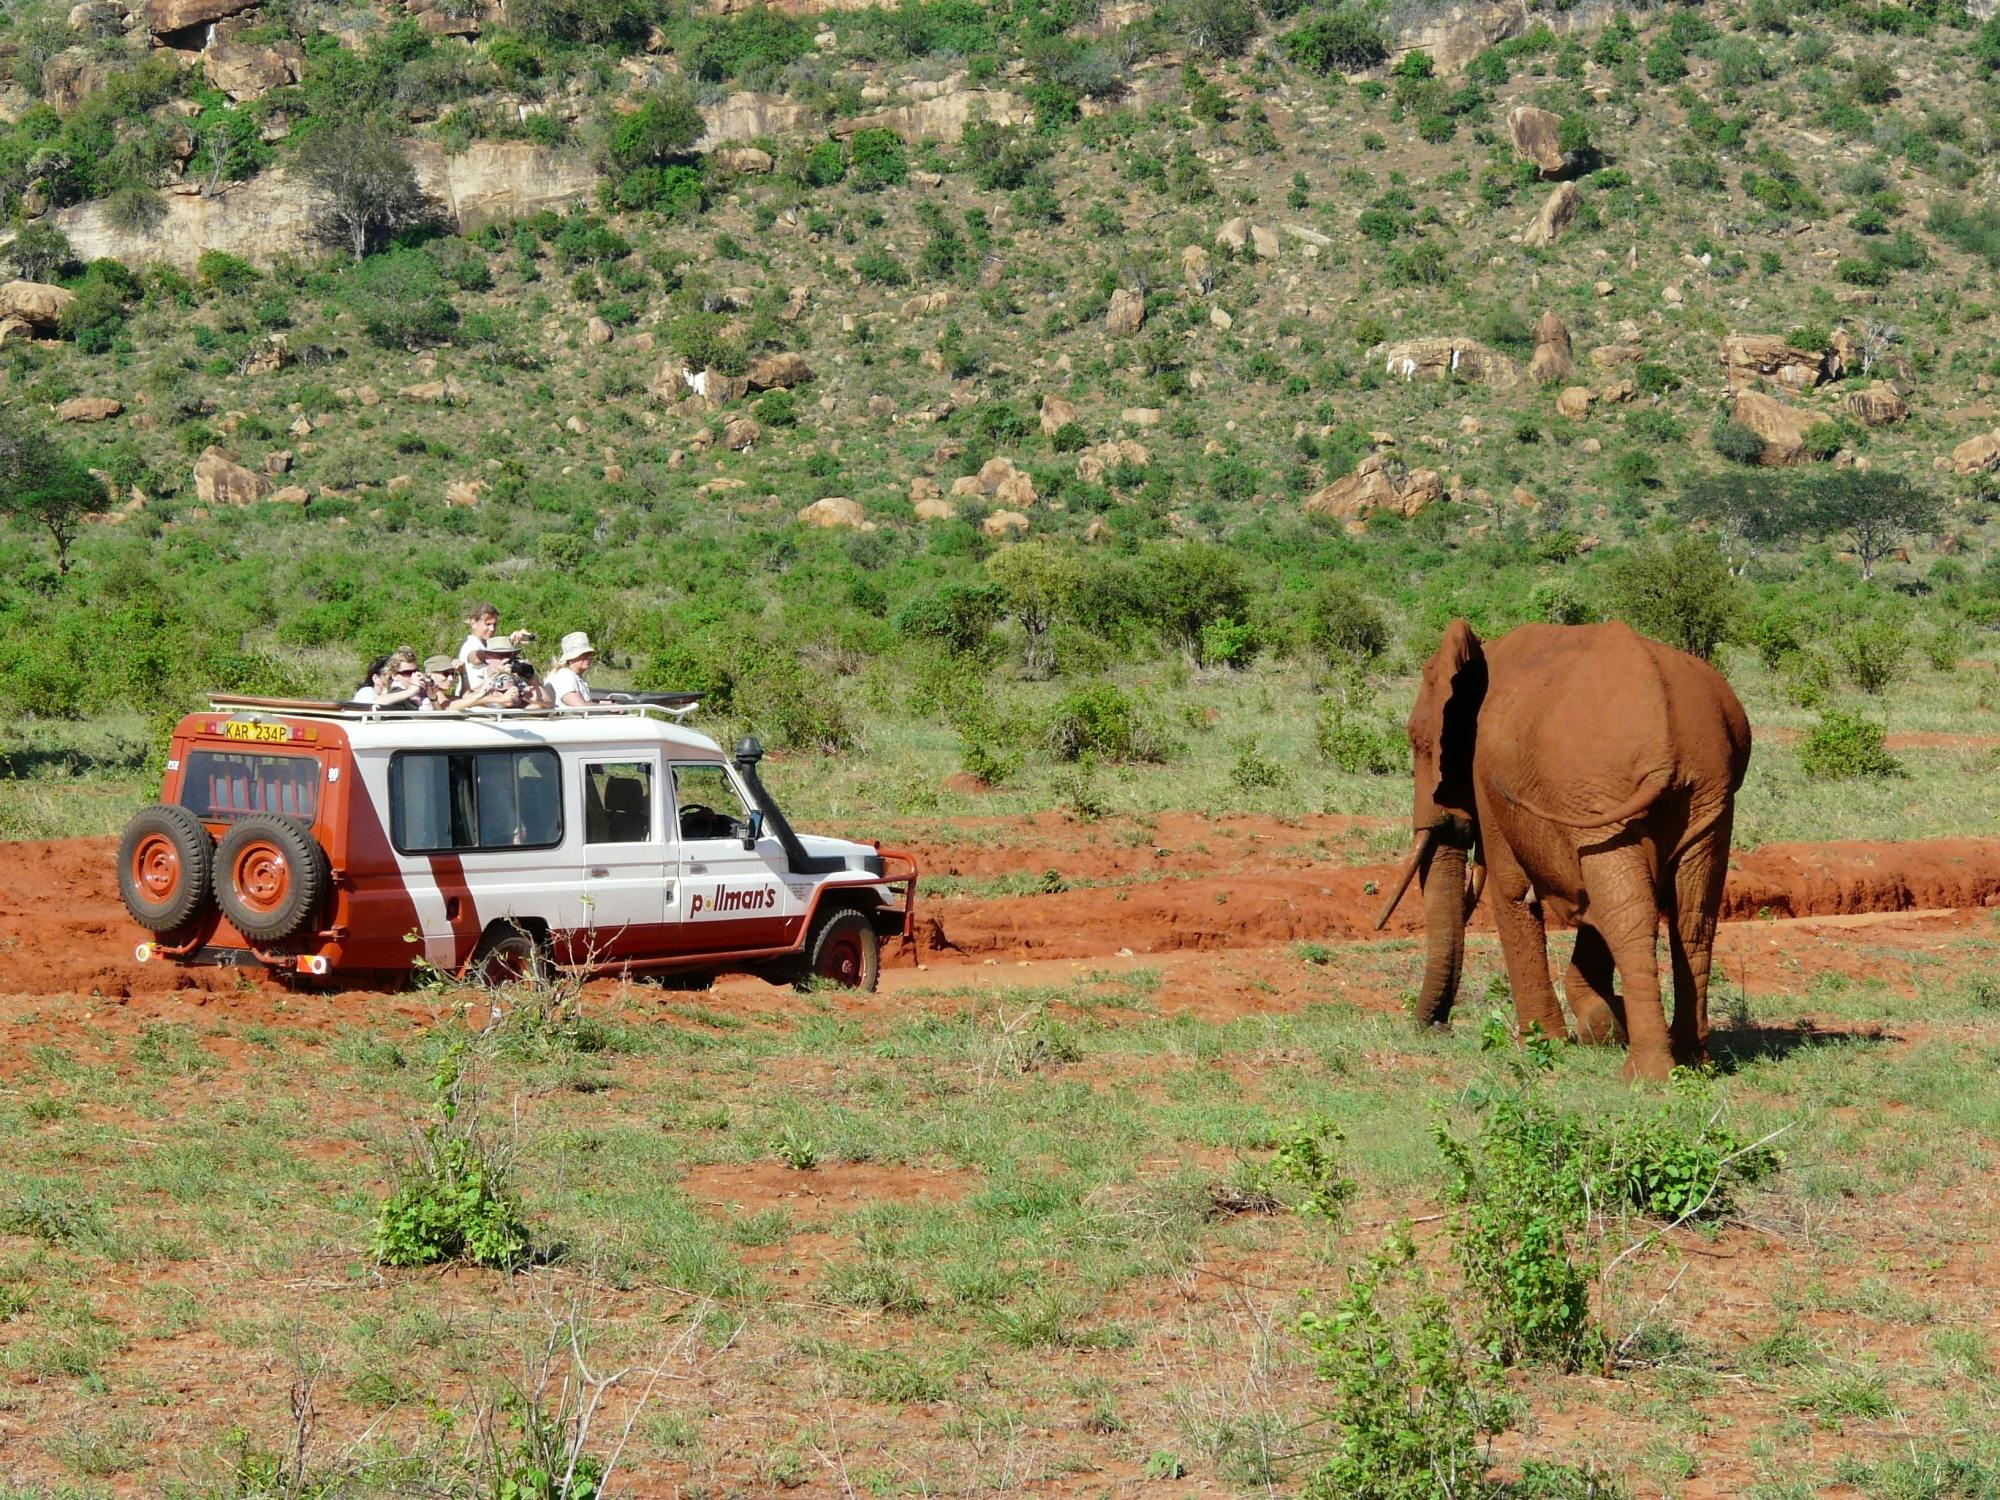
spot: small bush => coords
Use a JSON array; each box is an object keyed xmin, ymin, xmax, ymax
[
  {"xmin": 1603, "ymin": 535, "xmax": 1739, "ymax": 661},
  {"xmin": 1227, "ymin": 734, "xmax": 1290, "ymax": 792},
  {"xmin": 848, "ymin": 127, "xmax": 908, "ymax": 189},
  {"xmin": 1797, "ymin": 709, "xmax": 1902, "ymax": 781},
  {"xmin": 1833, "ymin": 613, "xmax": 1912, "ymax": 694},
  {"xmin": 1045, "ymin": 684, "xmax": 1170, "ymax": 763},
  {"xmin": 1259, "ymin": 1116, "xmax": 1357, "ymax": 1221},
  {"xmin": 373, "ymin": 1043, "xmax": 530, "ymax": 1270},
  {"xmin": 1316, "ymin": 700, "xmax": 1407, "ymax": 775},
  {"xmin": 1282, "ymin": 7, "xmax": 1388, "ymax": 74}
]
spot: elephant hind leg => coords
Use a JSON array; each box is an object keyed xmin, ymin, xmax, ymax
[
  {"xmin": 1665, "ymin": 822, "xmax": 1732, "ymax": 1069},
  {"xmin": 1565, "ymin": 924, "xmax": 1625, "ymax": 1046}
]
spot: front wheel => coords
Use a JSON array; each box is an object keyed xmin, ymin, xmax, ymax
[{"xmin": 800, "ymin": 908, "xmax": 879, "ymax": 992}]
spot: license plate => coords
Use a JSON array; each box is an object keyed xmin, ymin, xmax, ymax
[{"xmin": 224, "ymin": 721, "xmax": 290, "ymax": 743}]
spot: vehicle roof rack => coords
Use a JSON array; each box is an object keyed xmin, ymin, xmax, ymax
[{"xmin": 206, "ymin": 693, "xmax": 702, "ymax": 723}]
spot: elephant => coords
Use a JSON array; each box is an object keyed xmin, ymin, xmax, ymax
[{"xmin": 1374, "ymin": 620, "xmax": 1752, "ymax": 1080}]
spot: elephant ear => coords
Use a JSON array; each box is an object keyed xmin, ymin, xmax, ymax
[{"xmin": 1410, "ymin": 620, "xmax": 1487, "ymax": 823}]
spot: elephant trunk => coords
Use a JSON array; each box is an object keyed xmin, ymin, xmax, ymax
[{"xmin": 1414, "ymin": 842, "xmax": 1469, "ymax": 1030}]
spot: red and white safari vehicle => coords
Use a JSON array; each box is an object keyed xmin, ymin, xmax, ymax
[{"xmin": 115, "ymin": 697, "xmax": 917, "ymax": 990}]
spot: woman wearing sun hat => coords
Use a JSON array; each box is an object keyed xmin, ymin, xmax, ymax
[{"xmin": 545, "ymin": 632, "xmax": 598, "ymax": 707}]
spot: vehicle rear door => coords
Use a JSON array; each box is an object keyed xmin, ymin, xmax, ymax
[
  {"xmin": 576, "ymin": 755, "xmax": 674, "ymax": 962},
  {"xmin": 669, "ymin": 761, "xmax": 804, "ymax": 954}
]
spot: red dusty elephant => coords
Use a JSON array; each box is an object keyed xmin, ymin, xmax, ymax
[{"xmin": 1375, "ymin": 620, "xmax": 1752, "ymax": 1080}]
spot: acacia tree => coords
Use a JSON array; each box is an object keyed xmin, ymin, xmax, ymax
[
  {"xmin": 986, "ymin": 538, "xmax": 1082, "ymax": 678},
  {"xmin": 0, "ymin": 409, "xmax": 107, "ymax": 575},
  {"xmin": 1803, "ymin": 469, "xmax": 1943, "ymax": 580},
  {"xmin": 298, "ymin": 120, "xmax": 429, "ymax": 262},
  {"xmin": 1675, "ymin": 471, "xmax": 1815, "ymax": 573}
]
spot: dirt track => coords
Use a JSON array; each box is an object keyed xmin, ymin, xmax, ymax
[{"xmin": 6, "ymin": 829, "xmax": 2000, "ymax": 999}]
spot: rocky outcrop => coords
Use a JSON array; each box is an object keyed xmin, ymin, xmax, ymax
[
  {"xmin": 950, "ymin": 455, "xmax": 1038, "ymax": 508},
  {"xmin": 1721, "ymin": 335, "xmax": 1832, "ymax": 394},
  {"xmin": 56, "ymin": 396, "xmax": 121, "ymax": 422},
  {"xmin": 1522, "ymin": 181, "xmax": 1579, "ymax": 246},
  {"xmin": 397, "ymin": 377, "xmax": 468, "ymax": 404},
  {"xmin": 1529, "ymin": 311, "xmax": 1572, "ymax": 384},
  {"xmin": 828, "ymin": 81, "xmax": 1029, "ymax": 143},
  {"xmin": 409, "ymin": 141, "xmax": 596, "ymax": 234},
  {"xmin": 798, "ymin": 496, "xmax": 870, "ymax": 529},
  {"xmin": 694, "ymin": 92, "xmax": 819, "ymax": 150},
  {"xmin": 1182, "ymin": 245, "xmax": 1213, "ymax": 295},
  {"xmin": 0, "ymin": 280, "xmax": 75, "ymax": 328},
  {"xmin": 1506, "ymin": 106, "xmax": 1566, "ymax": 176},
  {"xmin": 914, "ymin": 496, "xmax": 957, "ymax": 522},
  {"xmin": 1373, "ymin": 337, "xmax": 1520, "ymax": 389},
  {"xmin": 1387, "ymin": 0, "xmax": 1593, "ymax": 74},
  {"xmin": 143, "ymin": 0, "xmax": 258, "ymax": 35},
  {"xmin": 1950, "ymin": 432, "xmax": 2000, "ymax": 475},
  {"xmin": 1304, "ymin": 454, "xmax": 1445, "ymax": 525},
  {"xmin": 747, "ymin": 351, "xmax": 814, "ymax": 390},
  {"xmin": 982, "ymin": 510, "xmax": 1030, "ymax": 538},
  {"xmin": 1039, "ymin": 393, "xmax": 1079, "ymax": 436},
  {"xmin": 41, "ymin": 48, "xmax": 115, "ymax": 113},
  {"xmin": 722, "ymin": 416, "xmax": 760, "ymax": 450},
  {"xmin": 1847, "ymin": 383, "xmax": 1908, "ymax": 426},
  {"xmin": 1216, "ymin": 216, "xmax": 1279, "ymax": 259},
  {"xmin": 1556, "ymin": 386, "xmax": 1593, "ymax": 420},
  {"xmin": 194, "ymin": 446, "xmax": 272, "ymax": 505},
  {"xmin": 1730, "ymin": 391, "xmax": 1819, "ymax": 466},
  {"xmin": 408, "ymin": 0, "xmax": 480, "ymax": 36},
  {"xmin": 202, "ymin": 42, "xmax": 303, "ymax": 101},
  {"xmin": 1075, "ymin": 439, "xmax": 1148, "ymax": 484},
  {"xmin": 1105, "ymin": 287, "xmax": 1144, "ymax": 335},
  {"xmin": 712, "ymin": 146, "xmax": 774, "ymax": 174}
]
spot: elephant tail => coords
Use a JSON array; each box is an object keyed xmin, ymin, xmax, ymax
[{"xmin": 1500, "ymin": 770, "xmax": 1668, "ymax": 831}]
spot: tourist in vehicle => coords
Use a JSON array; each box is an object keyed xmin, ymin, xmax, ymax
[
  {"xmin": 457, "ymin": 602, "xmax": 534, "ymax": 690},
  {"xmin": 349, "ymin": 654, "xmax": 392, "ymax": 705},
  {"xmin": 545, "ymin": 633, "xmax": 598, "ymax": 707},
  {"xmin": 420, "ymin": 656, "xmax": 462, "ymax": 711},
  {"xmin": 353, "ymin": 649, "xmax": 427, "ymax": 710},
  {"xmin": 513, "ymin": 659, "xmax": 555, "ymax": 709}
]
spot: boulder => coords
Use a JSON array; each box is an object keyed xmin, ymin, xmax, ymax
[
  {"xmin": 193, "ymin": 446, "xmax": 272, "ymax": 505},
  {"xmin": 797, "ymin": 496, "xmax": 869, "ymax": 529},
  {"xmin": 1847, "ymin": 383, "xmax": 1908, "ymax": 427},
  {"xmin": 981, "ymin": 509, "xmax": 1030, "ymax": 538},
  {"xmin": 868, "ymin": 395, "xmax": 898, "ymax": 421},
  {"xmin": 1215, "ymin": 217, "xmax": 1278, "ymax": 259},
  {"xmin": 1600, "ymin": 379, "xmax": 1636, "ymax": 404},
  {"xmin": 142, "ymin": 0, "xmax": 259, "ymax": 34},
  {"xmin": 1075, "ymin": 438, "xmax": 1148, "ymax": 483},
  {"xmin": 267, "ymin": 484, "xmax": 309, "ymax": 506},
  {"xmin": 43, "ymin": 48, "xmax": 118, "ymax": 113},
  {"xmin": 722, "ymin": 416, "xmax": 760, "ymax": 451},
  {"xmin": 445, "ymin": 478, "xmax": 489, "ymax": 507},
  {"xmin": 899, "ymin": 291, "xmax": 953, "ymax": 317},
  {"xmin": 0, "ymin": 280, "xmax": 75, "ymax": 329},
  {"xmin": 67, "ymin": 1, "xmax": 125, "ymax": 36},
  {"xmin": 409, "ymin": 0, "xmax": 479, "ymax": 36},
  {"xmin": 995, "ymin": 472, "xmax": 1038, "ymax": 509},
  {"xmin": 1588, "ymin": 342, "xmax": 1642, "ymax": 370},
  {"xmin": 1730, "ymin": 391, "xmax": 1818, "ymax": 466},
  {"xmin": 1303, "ymin": 452, "xmax": 1445, "ymax": 522},
  {"xmin": 1374, "ymin": 337, "xmax": 1521, "ymax": 390},
  {"xmin": 243, "ymin": 335, "xmax": 289, "ymax": 376},
  {"xmin": 1120, "ymin": 406, "xmax": 1164, "ymax": 428},
  {"xmin": 712, "ymin": 146, "xmax": 774, "ymax": 174},
  {"xmin": 56, "ymin": 396, "xmax": 121, "ymax": 422},
  {"xmin": 975, "ymin": 456, "xmax": 1023, "ymax": 494},
  {"xmin": 263, "ymin": 449, "xmax": 292, "ymax": 474},
  {"xmin": 585, "ymin": 316, "xmax": 612, "ymax": 345},
  {"xmin": 1721, "ymin": 335, "xmax": 1828, "ymax": 394},
  {"xmin": 1529, "ymin": 311, "xmax": 1572, "ymax": 384},
  {"xmin": 1106, "ymin": 287, "xmax": 1144, "ymax": 336},
  {"xmin": 1506, "ymin": 106, "xmax": 1566, "ymax": 176},
  {"xmin": 1182, "ymin": 244, "xmax": 1213, "ymax": 295},
  {"xmin": 1039, "ymin": 393, "xmax": 1079, "ymax": 437},
  {"xmin": 397, "ymin": 376, "xmax": 468, "ymax": 404},
  {"xmin": 1950, "ymin": 431, "xmax": 2000, "ymax": 476},
  {"xmin": 201, "ymin": 42, "xmax": 302, "ymax": 101},
  {"xmin": 0, "ymin": 317, "xmax": 33, "ymax": 348},
  {"xmin": 914, "ymin": 496, "xmax": 957, "ymax": 521},
  {"xmin": 1522, "ymin": 181, "xmax": 1579, "ymax": 247},
  {"xmin": 747, "ymin": 351, "xmax": 814, "ymax": 390},
  {"xmin": 1209, "ymin": 306, "xmax": 1232, "ymax": 331}
]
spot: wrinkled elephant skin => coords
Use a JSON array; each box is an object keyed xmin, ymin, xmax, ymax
[{"xmin": 1396, "ymin": 620, "xmax": 1752, "ymax": 1081}]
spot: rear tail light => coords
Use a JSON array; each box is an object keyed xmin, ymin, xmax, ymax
[
  {"xmin": 296, "ymin": 954, "xmax": 331, "ymax": 976},
  {"xmin": 135, "ymin": 943, "xmax": 154, "ymax": 964}
]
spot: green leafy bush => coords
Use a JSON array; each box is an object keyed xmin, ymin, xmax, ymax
[
  {"xmin": 1603, "ymin": 535, "xmax": 1738, "ymax": 661},
  {"xmin": 1316, "ymin": 700, "xmax": 1407, "ymax": 775},
  {"xmin": 1045, "ymin": 684, "xmax": 1170, "ymax": 763},
  {"xmin": 607, "ymin": 86, "xmax": 703, "ymax": 170},
  {"xmin": 1227, "ymin": 734, "xmax": 1289, "ymax": 791},
  {"xmin": 848, "ymin": 127, "xmax": 908, "ymax": 189},
  {"xmin": 1833, "ymin": 613, "xmax": 1912, "ymax": 694},
  {"xmin": 373, "ymin": 1044, "xmax": 530, "ymax": 1270},
  {"xmin": 1282, "ymin": 8, "xmax": 1388, "ymax": 74},
  {"xmin": 1797, "ymin": 709, "xmax": 1902, "ymax": 781},
  {"xmin": 1259, "ymin": 1116, "xmax": 1357, "ymax": 1220}
]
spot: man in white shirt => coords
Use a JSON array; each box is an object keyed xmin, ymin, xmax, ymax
[
  {"xmin": 545, "ymin": 632, "xmax": 597, "ymax": 707},
  {"xmin": 457, "ymin": 602, "xmax": 533, "ymax": 691}
]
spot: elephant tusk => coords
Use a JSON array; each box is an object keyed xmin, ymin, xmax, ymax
[
  {"xmin": 1464, "ymin": 856, "xmax": 1487, "ymax": 918},
  {"xmin": 1373, "ymin": 828, "xmax": 1435, "ymax": 931}
]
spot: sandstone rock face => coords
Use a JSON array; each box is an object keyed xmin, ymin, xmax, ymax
[
  {"xmin": 1730, "ymin": 391, "xmax": 1819, "ymax": 466},
  {"xmin": 0, "ymin": 280, "xmax": 75, "ymax": 328},
  {"xmin": 747, "ymin": 351, "xmax": 814, "ymax": 390},
  {"xmin": 1039, "ymin": 393, "xmax": 1079, "ymax": 437},
  {"xmin": 695, "ymin": 92, "xmax": 819, "ymax": 150},
  {"xmin": 798, "ymin": 496, "xmax": 868, "ymax": 529},
  {"xmin": 201, "ymin": 42, "xmax": 302, "ymax": 100},
  {"xmin": 143, "ymin": 0, "xmax": 259, "ymax": 34},
  {"xmin": 1075, "ymin": 438, "xmax": 1148, "ymax": 484},
  {"xmin": 1522, "ymin": 181, "xmax": 1579, "ymax": 247},
  {"xmin": 982, "ymin": 510, "xmax": 1029, "ymax": 538},
  {"xmin": 899, "ymin": 291, "xmax": 953, "ymax": 317},
  {"xmin": 1529, "ymin": 311, "xmax": 1572, "ymax": 384},
  {"xmin": 42, "ymin": 48, "xmax": 114, "ymax": 113},
  {"xmin": 1950, "ymin": 431, "xmax": 2000, "ymax": 475},
  {"xmin": 1106, "ymin": 287, "xmax": 1144, "ymax": 336},
  {"xmin": 397, "ymin": 377, "xmax": 468, "ymax": 404},
  {"xmin": 194, "ymin": 446, "xmax": 272, "ymax": 505},
  {"xmin": 1374, "ymin": 337, "xmax": 1521, "ymax": 390},
  {"xmin": 1506, "ymin": 106, "xmax": 1565, "ymax": 175},
  {"xmin": 585, "ymin": 316, "xmax": 612, "ymax": 345},
  {"xmin": 914, "ymin": 496, "xmax": 957, "ymax": 521},
  {"xmin": 1847, "ymin": 383, "xmax": 1908, "ymax": 426},
  {"xmin": 1121, "ymin": 407, "xmax": 1164, "ymax": 428},
  {"xmin": 56, "ymin": 396, "xmax": 121, "ymax": 422},
  {"xmin": 410, "ymin": 141, "xmax": 596, "ymax": 235},
  {"xmin": 1304, "ymin": 453, "xmax": 1445, "ymax": 523},
  {"xmin": 712, "ymin": 146, "xmax": 774, "ymax": 174},
  {"xmin": 827, "ymin": 83, "xmax": 1030, "ymax": 144},
  {"xmin": 1721, "ymin": 335, "xmax": 1830, "ymax": 394},
  {"xmin": 723, "ymin": 417, "xmax": 760, "ymax": 451},
  {"xmin": 1181, "ymin": 244, "xmax": 1213, "ymax": 295},
  {"xmin": 1388, "ymin": 0, "xmax": 1584, "ymax": 73}
]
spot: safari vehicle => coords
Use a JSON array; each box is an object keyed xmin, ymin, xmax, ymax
[{"xmin": 115, "ymin": 697, "xmax": 917, "ymax": 990}]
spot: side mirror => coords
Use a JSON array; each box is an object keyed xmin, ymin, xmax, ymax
[{"xmin": 743, "ymin": 810, "xmax": 765, "ymax": 850}]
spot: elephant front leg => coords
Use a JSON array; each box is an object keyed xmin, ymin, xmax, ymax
[
  {"xmin": 1565, "ymin": 924, "xmax": 1625, "ymax": 1046},
  {"xmin": 1490, "ymin": 887, "xmax": 1570, "ymax": 1043}
]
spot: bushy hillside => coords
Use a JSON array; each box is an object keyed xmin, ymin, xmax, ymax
[{"xmin": 3, "ymin": 0, "xmax": 1999, "ymax": 781}]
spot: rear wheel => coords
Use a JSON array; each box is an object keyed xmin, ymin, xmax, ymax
[
  {"xmin": 800, "ymin": 908, "xmax": 879, "ymax": 992},
  {"xmin": 470, "ymin": 924, "xmax": 548, "ymax": 988},
  {"xmin": 116, "ymin": 805, "xmax": 214, "ymax": 933},
  {"xmin": 215, "ymin": 815, "xmax": 328, "ymax": 944}
]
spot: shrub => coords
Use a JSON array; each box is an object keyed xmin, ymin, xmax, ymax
[
  {"xmin": 848, "ymin": 127, "xmax": 908, "ymax": 189},
  {"xmin": 1316, "ymin": 701, "xmax": 1407, "ymax": 775},
  {"xmin": 1260, "ymin": 1116, "xmax": 1357, "ymax": 1221},
  {"xmin": 1227, "ymin": 734, "xmax": 1289, "ymax": 791},
  {"xmin": 372, "ymin": 1042, "xmax": 530, "ymax": 1270},
  {"xmin": 1135, "ymin": 542, "xmax": 1249, "ymax": 658},
  {"xmin": 1528, "ymin": 577, "xmax": 1595, "ymax": 626},
  {"xmin": 854, "ymin": 245, "xmax": 909, "ymax": 286},
  {"xmin": 1797, "ymin": 709, "xmax": 1902, "ymax": 780},
  {"xmin": 1305, "ymin": 580, "xmax": 1391, "ymax": 665},
  {"xmin": 1282, "ymin": 7, "xmax": 1388, "ymax": 74},
  {"xmin": 797, "ymin": 138, "xmax": 847, "ymax": 186},
  {"xmin": 1168, "ymin": 0, "xmax": 1257, "ymax": 58},
  {"xmin": 1045, "ymin": 684, "xmax": 1170, "ymax": 763},
  {"xmin": 608, "ymin": 86, "xmax": 703, "ymax": 170},
  {"xmin": 1832, "ymin": 613, "xmax": 1912, "ymax": 694},
  {"xmin": 1603, "ymin": 535, "xmax": 1738, "ymax": 661}
]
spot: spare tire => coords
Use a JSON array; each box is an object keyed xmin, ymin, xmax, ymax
[
  {"xmin": 116, "ymin": 805, "xmax": 214, "ymax": 934},
  {"xmin": 215, "ymin": 815, "xmax": 329, "ymax": 943}
]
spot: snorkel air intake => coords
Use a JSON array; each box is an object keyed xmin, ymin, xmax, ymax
[{"xmin": 733, "ymin": 736, "xmax": 849, "ymax": 875}]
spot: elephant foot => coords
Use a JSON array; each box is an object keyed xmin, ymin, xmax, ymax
[
  {"xmin": 1671, "ymin": 1037, "xmax": 1711, "ymax": 1072},
  {"xmin": 1570, "ymin": 998, "xmax": 1626, "ymax": 1047},
  {"xmin": 1620, "ymin": 1047, "xmax": 1675, "ymax": 1084}
]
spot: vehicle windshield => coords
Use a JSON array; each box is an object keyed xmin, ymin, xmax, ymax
[{"xmin": 180, "ymin": 749, "xmax": 322, "ymax": 823}]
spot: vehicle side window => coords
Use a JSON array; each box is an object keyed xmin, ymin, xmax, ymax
[
  {"xmin": 392, "ymin": 749, "xmax": 561, "ymax": 853},
  {"xmin": 583, "ymin": 762, "xmax": 654, "ymax": 845},
  {"xmin": 180, "ymin": 750, "xmax": 322, "ymax": 823},
  {"xmin": 673, "ymin": 763, "xmax": 752, "ymax": 841}
]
